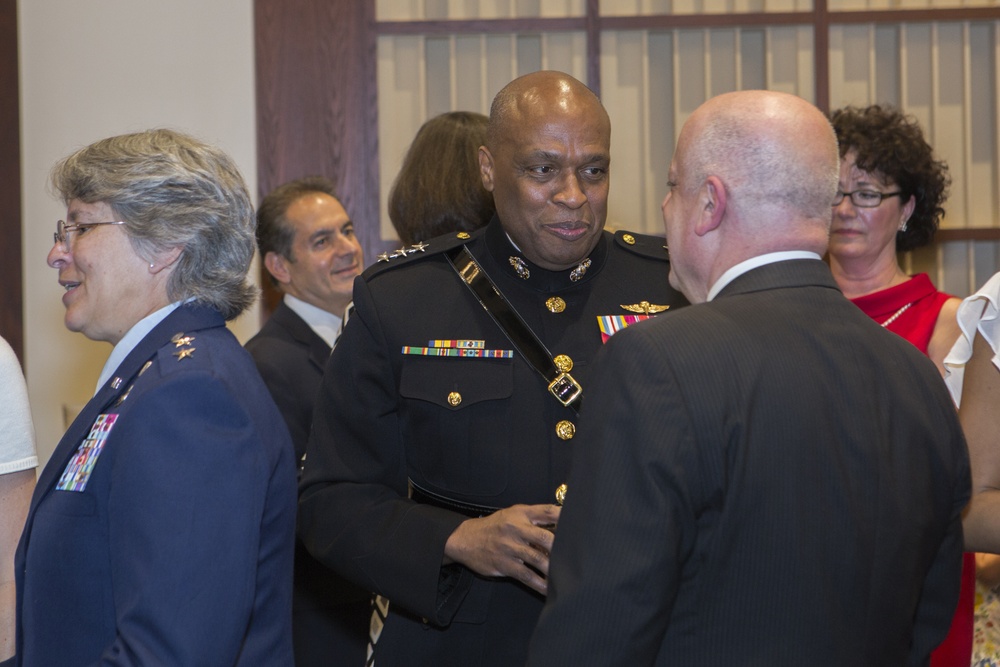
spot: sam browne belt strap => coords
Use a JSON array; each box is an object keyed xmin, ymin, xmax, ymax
[{"xmin": 445, "ymin": 245, "xmax": 583, "ymax": 413}]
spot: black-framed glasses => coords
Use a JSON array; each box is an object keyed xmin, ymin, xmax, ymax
[
  {"xmin": 832, "ymin": 190, "xmax": 903, "ymax": 208},
  {"xmin": 54, "ymin": 219, "xmax": 126, "ymax": 251}
]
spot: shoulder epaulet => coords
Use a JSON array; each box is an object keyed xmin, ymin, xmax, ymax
[
  {"xmin": 155, "ymin": 331, "xmax": 211, "ymax": 375},
  {"xmin": 362, "ymin": 230, "xmax": 480, "ymax": 279},
  {"xmin": 612, "ymin": 229, "xmax": 669, "ymax": 261}
]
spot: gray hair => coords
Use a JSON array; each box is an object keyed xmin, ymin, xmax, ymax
[
  {"xmin": 50, "ymin": 128, "xmax": 257, "ymax": 320},
  {"xmin": 684, "ymin": 105, "xmax": 839, "ymax": 224}
]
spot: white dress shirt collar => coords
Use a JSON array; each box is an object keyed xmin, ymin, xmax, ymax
[
  {"xmin": 95, "ymin": 300, "xmax": 186, "ymax": 395},
  {"xmin": 707, "ymin": 251, "xmax": 822, "ymax": 302},
  {"xmin": 283, "ymin": 294, "xmax": 344, "ymax": 349}
]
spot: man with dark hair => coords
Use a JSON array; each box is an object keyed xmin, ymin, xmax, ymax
[
  {"xmin": 298, "ymin": 71, "xmax": 688, "ymax": 666},
  {"xmin": 245, "ymin": 177, "xmax": 368, "ymax": 667}
]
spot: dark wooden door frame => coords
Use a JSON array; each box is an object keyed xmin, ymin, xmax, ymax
[{"xmin": 1, "ymin": 0, "xmax": 23, "ymax": 365}]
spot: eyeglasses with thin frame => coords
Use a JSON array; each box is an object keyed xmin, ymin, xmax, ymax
[
  {"xmin": 54, "ymin": 219, "xmax": 126, "ymax": 251},
  {"xmin": 831, "ymin": 190, "xmax": 903, "ymax": 208}
]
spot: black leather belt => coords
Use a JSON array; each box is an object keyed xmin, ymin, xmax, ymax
[
  {"xmin": 446, "ymin": 245, "xmax": 583, "ymax": 413},
  {"xmin": 409, "ymin": 480, "xmax": 500, "ymax": 518}
]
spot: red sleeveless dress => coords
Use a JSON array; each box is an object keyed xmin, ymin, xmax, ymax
[{"xmin": 851, "ymin": 273, "xmax": 972, "ymax": 667}]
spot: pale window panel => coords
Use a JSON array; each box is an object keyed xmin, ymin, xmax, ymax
[
  {"xmin": 426, "ymin": 37, "xmax": 454, "ymax": 118},
  {"xmin": 874, "ymin": 25, "xmax": 901, "ymax": 106},
  {"xmin": 602, "ymin": 31, "xmax": 655, "ymax": 234},
  {"xmin": 967, "ymin": 23, "xmax": 998, "ymax": 229},
  {"xmin": 933, "ymin": 24, "xmax": 969, "ymax": 229},
  {"xmin": 740, "ymin": 29, "xmax": 767, "ymax": 88},
  {"xmin": 377, "ymin": 0, "xmax": 422, "ymax": 21},
  {"xmin": 830, "ymin": 0, "xmax": 999, "ymax": 9},
  {"xmin": 766, "ymin": 26, "xmax": 814, "ymax": 97},
  {"xmin": 973, "ymin": 240, "xmax": 1000, "ymax": 289},
  {"xmin": 602, "ymin": 0, "xmax": 672, "ymax": 15},
  {"xmin": 378, "ymin": 36, "xmax": 427, "ymax": 240},
  {"xmin": 829, "ymin": 25, "xmax": 876, "ymax": 106},
  {"xmin": 376, "ymin": 0, "xmax": 584, "ymax": 19},
  {"xmin": 604, "ymin": 0, "xmax": 811, "ymax": 13},
  {"xmin": 709, "ymin": 29, "xmax": 738, "ymax": 96},
  {"xmin": 455, "ymin": 35, "xmax": 487, "ymax": 111}
]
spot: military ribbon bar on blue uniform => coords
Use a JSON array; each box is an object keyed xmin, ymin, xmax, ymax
[
  {"xmin": 56, "ymin": 413, "xmax": 119, "ymax": 492},
  {"xmin": 402, "ymin": 339, "xmax": 513, "ymax": 358}
]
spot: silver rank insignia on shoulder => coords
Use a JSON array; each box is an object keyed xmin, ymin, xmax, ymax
[
  {"xmin": 509, "ymin": 256, "xmax": 530, "ymax": 280},
  {"xmin": 174, "ymin": 347, "xmax": 195, "ymax": 361},
  {"xmin": 621, "ymin": 301, "xmax": 670, "ymax": 315},
  {"xmin": 378, "ymin": 242, "xmax": 432, "ymax": 263}
]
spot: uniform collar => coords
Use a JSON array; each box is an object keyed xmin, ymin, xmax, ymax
[{"xmin": 483, "ymin": 216, "xmax": 608, "ymax": 292}]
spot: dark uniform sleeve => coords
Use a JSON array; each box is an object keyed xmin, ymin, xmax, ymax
[{"xmin": 298, "ymin": 277, "xmax": 472, "ymax": 624}]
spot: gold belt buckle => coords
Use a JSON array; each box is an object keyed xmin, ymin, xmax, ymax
[{"xmin": 548, "ymin": 372, "xmax": 582, "ymax": 407}]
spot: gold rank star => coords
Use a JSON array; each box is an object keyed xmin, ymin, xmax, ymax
[
  {"xmin": 171, "ymin": 333, "xmax": 195, "ymax": 347},
  {"xmin": 174, "ymin": 347, "xmax": 196, "ymax": 360}
]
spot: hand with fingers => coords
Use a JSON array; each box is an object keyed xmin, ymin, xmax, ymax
[{"xmin": 443, "ymin": 503, "xmax": 562, "ymax": 595}]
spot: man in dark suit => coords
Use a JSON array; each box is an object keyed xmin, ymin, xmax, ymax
[
  {"xmin": 245, "ymin": 177, "xmax": 370, "ymax": 666},
  {"xmin": 526, "ymin": 90, "xmax": 970, "ymax": 666},
  {"xmin": 297, "ymin": 71, "xmax": 688, "ymax": 666}
]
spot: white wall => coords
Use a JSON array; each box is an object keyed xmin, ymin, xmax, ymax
[{"xmin": 19, "ymin": 0, "xmax": 259, "ymax": 469}]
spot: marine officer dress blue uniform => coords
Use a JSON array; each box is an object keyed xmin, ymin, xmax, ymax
[
  {"xmin": 13, "ymin": 302, "xmax": 297, "ymax": 666},
  {"xmin": 298, "ymin": 217, "xmax": 688, "ymax": 666}
]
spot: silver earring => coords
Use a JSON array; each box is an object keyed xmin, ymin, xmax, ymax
[
  {"xmin": 899, "ymin": 219, "xmax": 908, "ymax": 233},
  {"xmin": 149, "ymin": 263, "xmax": 155, "ymax": 269}
]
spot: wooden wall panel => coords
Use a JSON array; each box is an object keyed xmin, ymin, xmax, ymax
[
  {"xmin": 255, "ymin": 0, "xmax": 388, "ymax": 316},
  {"xmin": 0, "ymin": 0, "xmax": 23, "ymax": 364}
]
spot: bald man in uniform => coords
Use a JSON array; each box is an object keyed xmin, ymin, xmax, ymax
[{"xmin": 298, "ymin": 71, "xmax": 688, "ymax": 666}]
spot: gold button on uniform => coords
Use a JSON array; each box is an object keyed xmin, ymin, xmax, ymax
[
  {"xmin": 545, "ymin": 296, "xmax": 566, "ymax": 313},
  {"xmin": 555, "ymin": 483, "xmax": 567, "ymax": 505},
  {"xmin": 553, "ymin": 354, "xmax": 573, "ymax": 372},
  {"xmin": 447, "ymin": 392, "xmax": 462, "ymax": 406},
  {"xmin": 457, "ymin": 232, "xmax": 470, "ymax": 239},
  {"xmin": 555, "ymin": 420, "xmax": 576, "ymax": 440},
  {"xmin": 622, "ymin": 233, "xmax": 636, "ymax": 245}
]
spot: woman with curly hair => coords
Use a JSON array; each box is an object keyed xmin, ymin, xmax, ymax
[{"xmin": 829, "ymin": 104, "xmax": 966, "ymax": 664}]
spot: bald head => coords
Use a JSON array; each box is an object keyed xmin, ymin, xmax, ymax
[
  {"xmin": 486, "ymin": 71, "xmax": 610, "ymax": 152},
  {"xmin": 662, "ymin": 91, "xmax": 838, "ymax": 302},
  {"xmin": 681, "ymin": 90, "xmax": 839, "ymax": 229},
  {"xmin": 479, "ymin": 71, "xmax": 612, "ymax": 271}
]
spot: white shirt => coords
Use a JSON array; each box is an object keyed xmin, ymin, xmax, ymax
[
  {"xmin": 283, "ymin": 294, "xmax": 344, "ymax": 349},
  {"xmin": 707, "ymin": 251, "xmax": 823, "ymax": 302},
  {"xmin": 95, "ymin": 300, "xmax": 186, "ymax": 395},
  {"xmin": 0, "ymin": 335, "xmax": 37, "ymax": 474},
  {"xmin": 944, "ymin": 271, "xmax": 1000, "ymax": 408}
]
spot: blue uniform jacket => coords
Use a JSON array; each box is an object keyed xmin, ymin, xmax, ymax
[{"xmin": 13, "ymin": 303, "xmax": 297, "ymax": 666}]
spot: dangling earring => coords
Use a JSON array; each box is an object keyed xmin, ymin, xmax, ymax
[{"xmin": 899, "ymin": 218, "xmax": 908, "ymax": 233}]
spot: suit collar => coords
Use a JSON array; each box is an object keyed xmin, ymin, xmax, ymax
[
  {"xmin": 715, "ymin": 258, "xmax": 841, "ymax": 300},
  {"xmin": 270, "ymin": 301, "xmax": 331, "ymax": 370}
]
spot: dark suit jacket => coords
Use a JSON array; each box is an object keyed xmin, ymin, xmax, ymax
[
  {"xmin": 527, "ymin": 259, "xmax": 970, "ymax": 667},
  {"xmin": 246, "ymin": 301, "xmax": 332, "ymax": 464},
  {"xmin": 299, "ymin": 219, "xmax": 688, "ymax": 666},
  {"xmin": 14, "ymin": 303, "xmax": 297, "ymax": 666},
  {"xmin": 245, "ymin": 301, "xmax": 371, "ymax": 666}
]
